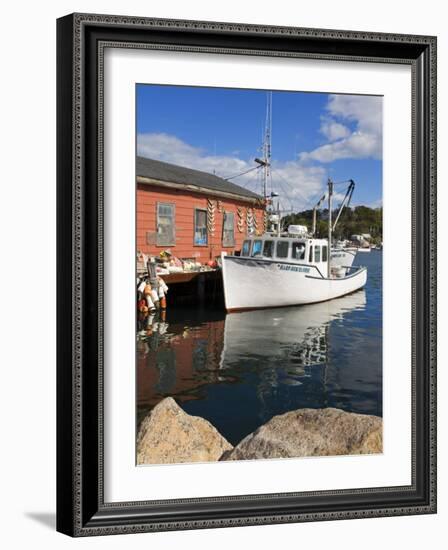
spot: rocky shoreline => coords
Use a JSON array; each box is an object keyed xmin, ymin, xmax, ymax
[{"xmin": 137, "ymin": 397, "xmax": 382, "ymax": 465}]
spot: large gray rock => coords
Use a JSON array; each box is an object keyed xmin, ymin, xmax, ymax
[
  {"xmin": 137, "ymin": 397, "xmax": 233, "ymax": 464},
  {"xmin": 222, "ymin": 407, "xmax": 382, "ymax": 461}
]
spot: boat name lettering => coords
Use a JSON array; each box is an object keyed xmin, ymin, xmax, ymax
[{"xmin": 277, "ymin": 264, "xmax": 310, "ymax": 273}]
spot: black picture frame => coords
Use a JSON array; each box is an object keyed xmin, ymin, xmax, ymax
[{"xmin": 56, "ymin": 13, "xmax": 437, "ymax": 536}]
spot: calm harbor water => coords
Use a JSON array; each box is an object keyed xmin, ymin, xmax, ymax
[{"xmin": 137, "ymin": 250, "xmax": 382, "ymax": 446}]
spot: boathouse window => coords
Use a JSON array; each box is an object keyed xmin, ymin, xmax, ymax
[
  {"xmin": 222, "ymin": 211, "xmax": 235, "ymax": 247},
  {"xmin": 322, "ymin": 245, "xmax": 328, "ymax": 262},
  {"xmin": 276, "ymin": 240, "xmax": 289, "ymax": 258},
  {"xmin": 156, "ymin": 202, "xmax": 175, "ymax": 246},
  {"xmin": 315, "ymin": 245, "xmax": 321, "ymax": 262},
  {"xmin": 292, "ymin": 242, "xmax": 306, "ymax": 260},
  {"xmin": 251, "ymin": 240, "xmax": 263, "ymax": 257},
  {"xmin": 263, "ymin": 240, "xmax": 274, "ymax": 257},
  {"xmin": 241, "ymin": 240, "xmax": 251, "ymax": 256},
  {"xmin": 194, "ymin": 209, "xmax": 208, "ymax": 246}
]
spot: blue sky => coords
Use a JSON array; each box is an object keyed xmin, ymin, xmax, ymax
[{"xmin": 136, "ymin": 85, "xmax": 382, "ymax": 212}]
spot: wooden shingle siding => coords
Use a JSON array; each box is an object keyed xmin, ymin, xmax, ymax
[{"xmin": 137, "ymin": 183, "xmax": 265, "ymax": 263}]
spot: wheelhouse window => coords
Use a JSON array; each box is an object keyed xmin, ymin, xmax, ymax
[
  {"xmin": 292, "ymin": 242, "xmax": 306, "ymax": 260},
  {"xmin": 222, "ymin": 211, "xmax": 235, "ymax": 247},
  {"xmin": 314, "ymin": 245, "xmax": 321, "ymax": 262},
  {"xmin": 263, "ymin": 240, "xmax": 274, "ymax": 258},
  {"xmin": 251, "ymin": 240, "xmax": 263, "ymax": 257},
  {"xmin": 276, "ymin": 240, "xmax": 289, "ymax": 258},
  {"xmin": 194, "ymin": 209, "xmax": 208, "ymax": 246},
  {"xmin": 309, "ymin": 245, "xmax": 313, "ymax": 263},
  {"xmin": 156, "ymin": 202, "xmax": 175, "ymax": 246},
  {"xmin": 322, "ymin": 245, "xmax": 328, "ymax": 262},
  {"xmin": 241, "ymin": 240, "xmax": 251, "ymax": 256}
]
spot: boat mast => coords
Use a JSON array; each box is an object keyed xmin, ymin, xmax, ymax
[
  {"xmin": 254, "ymin": 92, "xmax": 273, "ymax": 232},
  {"xmin": 327, "ymin": 178, "xmax": 333, "ymax": 277},
  {"xmin": 263, "ymin": 91, "xmax": 272, "ymax": 201},
  {"xmin": 277, "ymin": 201, "xmax": 281, "ymax": 236}
]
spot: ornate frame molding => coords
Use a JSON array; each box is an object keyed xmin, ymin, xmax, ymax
[{"xmin": 57, "ymin": 13, "xmax": 437, "ymax": 536}]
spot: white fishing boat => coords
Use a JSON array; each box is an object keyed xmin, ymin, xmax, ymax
[
  {"xmin": 221, "ymin": 183, "xmax": 367, "ymax": 312},
  {"xmin": 221, "ymin": 93, "xmax": 367, "ymax": 312},
  {"xmin": 221, "ymin": 233, "xmax": 367, "ymax": 311}
]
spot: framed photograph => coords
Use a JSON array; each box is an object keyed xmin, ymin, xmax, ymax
[{"xmin": 56, "ymin": 13, "xmax": 437, "ymax": 536}]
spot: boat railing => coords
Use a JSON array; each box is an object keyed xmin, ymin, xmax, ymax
[{"xmin": 343, "ymin": 264, "xmax": 365, "ymax": 272}]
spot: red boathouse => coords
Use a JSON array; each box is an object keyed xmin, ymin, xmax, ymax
[{"xmin": 136, "ymin": 156, "xmax": 266, "ymax": 264}]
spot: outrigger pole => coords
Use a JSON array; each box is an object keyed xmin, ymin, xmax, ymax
[
  {"xmin": 312, "ymin": 179, "xmax": 355, "ymax": 237},
  {"xmin": 312, "ymin": 193, "xmax": 327, "ymax": 235},
  {"xmin": 332, "ymin": 179, "xmax": 355, "ymax": 232}
]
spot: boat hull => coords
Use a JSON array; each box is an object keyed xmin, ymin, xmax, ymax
[{"xmin": 221, "ymin": 254, "xmax": 367, "ymax": 311}]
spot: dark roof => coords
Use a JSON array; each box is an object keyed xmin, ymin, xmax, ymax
[{"xmin": 136, "ymin": 156, "xmax": 261, "ymax": 200}]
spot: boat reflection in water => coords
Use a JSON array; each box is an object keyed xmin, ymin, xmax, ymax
[
  {"xmin": 137, "ymin": 288, "xmax": 379, "ymax": 446},
  {"xmin": 221, "ymin": 290, "xmax": 367, "ymax": 373}
]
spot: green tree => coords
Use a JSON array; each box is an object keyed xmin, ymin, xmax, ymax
[{"xmin": 282, "ymin": 205, "xmax": 382, "ymax": 242}]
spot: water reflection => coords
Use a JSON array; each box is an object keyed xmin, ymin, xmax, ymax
[
  {"xmin": 137, "ymin": 310, "xmax": 227, "ymax": 412},
  {"xmin": 137, "ymin": 287, "xmax": 379, "ymax": 443},
  {"xmin": 138, "ymin": 251, "xmax": 382, "ymax": 444},
  {"xmin": 222, "ymin": 291, "xmax": 366, "ymax": 370}
]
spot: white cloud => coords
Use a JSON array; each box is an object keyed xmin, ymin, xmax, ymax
[
  {"xmin": 299, "ymin": 95, "xmax": 382, "ymax": 163},
  {"xmin": 137, "ymin": 132, "xmax": 328, "ymax": 211},
  {"xmin": 320, "ymin": 118, "xmax": 351, "ymax": 141},
  {"xmin": 268, "ymin": 161, "xmax": 327, "ymax": 212},
  {"xmin": 137, "ymin": 133, "xmax": 247, "ymax": 178}
]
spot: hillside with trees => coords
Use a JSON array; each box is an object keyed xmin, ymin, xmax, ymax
[{"xmin": 282, "ymin": 205, "xmax": 383, "ymax": 244}]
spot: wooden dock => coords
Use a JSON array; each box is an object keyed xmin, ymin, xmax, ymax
[
  {"xmin": 163, "ymin": 270, "xmax": 223, "ymax": 307},
  {"xmin": 162, "ymin": 270, "xmax": 220, "ymax": 285}
]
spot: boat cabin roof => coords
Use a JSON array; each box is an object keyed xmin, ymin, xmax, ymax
[{"xmin": 243, "ymin": 234, "xmax": 328, "ymax": 246}]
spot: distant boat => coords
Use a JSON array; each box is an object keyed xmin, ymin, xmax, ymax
[{"xmin": 330, "ymin": 246, "xmax": 358, "ymax": 268}]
